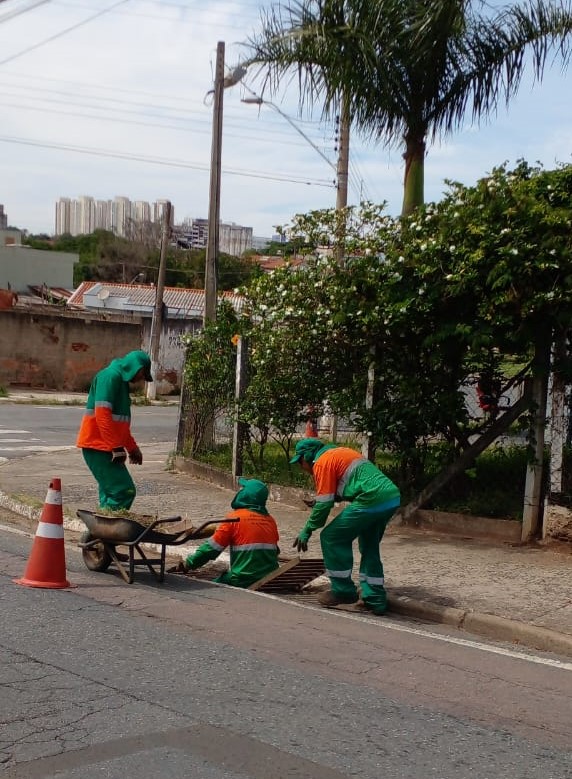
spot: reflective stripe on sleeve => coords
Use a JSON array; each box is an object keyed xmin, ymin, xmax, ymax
[
  {"xmin": 111, "ymin": 414, "xmax": 130, "ymax": 423},
  {"xmin": 338, "ymin": 457, "xmax": 367, "ymax": 495},
  {"xmin": 316, "ymin": 493, "xmax": 335, "ymax": 503},
  {"xmin": 94, "ymin": 401, "xmax": 112, "ymax": 409},
  {"xmin": 230, "ymin": 543, "xmax": 278, "ymax": 551},
  {"xmin": 207, "ymin": 538, "xmax": 225, "ymax": 551},
  {"xmin": 36, "ymin": 522, "xmax": 64, "ymax": 539}
]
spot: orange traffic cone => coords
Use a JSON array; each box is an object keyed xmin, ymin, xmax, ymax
[{"xmin": 14, "ymin": 478, "xmax": 73, "ymax": 589}]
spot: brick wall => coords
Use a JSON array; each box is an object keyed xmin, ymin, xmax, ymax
[{"xmin": 0, "ymin": 307, "xmax": 142, "ymax": 391}]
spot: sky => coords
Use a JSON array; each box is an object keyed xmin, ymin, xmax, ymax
[{"xmin": 1, "ymin": 0, "xmax": 571, "ymax": 239}]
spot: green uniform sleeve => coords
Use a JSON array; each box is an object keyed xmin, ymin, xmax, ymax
[
  {"xmin": 302, "ymin": 500, "xmax": 334, "ymax": 536},
  {"xmin": 185, "ymin": 541, "xmax": 220, "ymax": 569}
]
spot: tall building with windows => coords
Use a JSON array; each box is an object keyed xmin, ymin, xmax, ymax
[
  {"xmin": 219, "ymin": 222, "xmax": 253, "ymax": 256},
  {"xmin": 75, "ymin": 196, "xmax": 96, "ymax": 235},
  {"xmin": 55, "ymin": 198, "xmax": 71, "ymax": 235},
  {"xmin": 0, "ymin": 204, "xmax": 7, "ymax": 230},
  {"xmin": 55, "ymin": 196, "xmax": 173, "ymax": 237},
  {"xmin": 112, "ymin": 196, "xmax": 131, "ymax": 237}
]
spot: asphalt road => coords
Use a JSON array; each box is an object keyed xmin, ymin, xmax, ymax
[
  {"xmin": 1, "ymin": 524, "xmax": 571, "ymax": 779},
  {"xmin": 0, "ymin": 403, "xmax": 178, "ymax": 461}
]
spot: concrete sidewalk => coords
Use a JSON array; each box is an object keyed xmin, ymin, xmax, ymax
[{"xmin": 1, "ymin": 439, "xmax": 572, "ymax": 657}]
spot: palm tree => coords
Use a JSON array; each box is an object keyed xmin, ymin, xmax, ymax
[{"xmin": 244, "ymin": 0, "xmax": 572, "ymax": 215}]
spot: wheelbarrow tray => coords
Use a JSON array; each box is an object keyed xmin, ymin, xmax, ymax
[
  {"xmin": 77, "ymin": 509, "xmax": 236, "ymax": 585},
  {"xmin": 78, "ymin": 511, "xmax": 185, "ymax": 546}
]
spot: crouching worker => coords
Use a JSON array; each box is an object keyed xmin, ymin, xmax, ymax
[
  {"xmin": 179, "ymin": 478, "xmax": 280, "ymax": 588},
  {"xmin": 290, "ymin": 438, "xmax": 400, "ymax": 615}
]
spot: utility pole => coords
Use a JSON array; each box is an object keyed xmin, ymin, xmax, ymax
[
  {"xmin": 334, "ymin": 98, "xmax": 350, "ymax": 266},
  {"xmin": 204, "ymin": 41, "xmax": 225, "ymax": 325},
  {"xmin": 147, "ymin": 200, "xmax": 171, "ymax": 401},
  {"xmin": 325, "ymin": 97, "xmax": 351, "ymax": 443}
]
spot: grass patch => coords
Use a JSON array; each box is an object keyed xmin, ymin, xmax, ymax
[{"xmin": 194, "ymin": 440, "xmax": 531, "ymax": 520}]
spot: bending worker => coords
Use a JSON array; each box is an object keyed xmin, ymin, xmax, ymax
[
  {"xmin": 76, "ymin": 350, "xmax": 152, "ymax": 511},
  {"xmin": 178, "ymin": 478, "xmax": 280, "ymax": 588},
  {"xmin": 290, "ymin": 438, "xmax": 400, "ymax": 615}
]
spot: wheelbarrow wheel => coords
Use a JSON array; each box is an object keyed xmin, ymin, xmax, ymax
[{"xmin": 80, "ymin": 531, "xmax": 112, "ymax": 572}]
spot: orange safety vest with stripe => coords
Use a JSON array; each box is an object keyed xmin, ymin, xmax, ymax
[
  {"xmin": 301, "ymin": 446, "xmax": 400, "ymax": 538},
  {"xmin": 186, "ymin": 508, "xmax": 279, "ymax": 588}
]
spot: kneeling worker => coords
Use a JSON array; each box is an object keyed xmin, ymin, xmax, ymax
[
  {"xmin": 290, "ymin": 438, "xmax": 400, "ymax": 615},
  {"xmin": 179, "ymin": 478, "xmax": 279, "ymax": 589}
]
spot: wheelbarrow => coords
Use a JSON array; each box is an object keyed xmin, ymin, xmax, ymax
[{"xmin": 77, "ymin": 509, "xmax": 236, "ymax": 585}]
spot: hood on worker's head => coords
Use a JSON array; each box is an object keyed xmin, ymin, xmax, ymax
[
  {"xmin": 115, "ymin": 350, "xmax": 153, "ymax": 383},
  {"xmin": 289, "ymin": 438, "xmax": 327, "ymax": 466},
  {"xmin": 231, "ymin": 477, "xmax": 269, "ymax": 515}
]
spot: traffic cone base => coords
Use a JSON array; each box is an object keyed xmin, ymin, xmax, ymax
[{"xmin": 14, "ymin": 478, "xmax": 74, "ymax": 589}]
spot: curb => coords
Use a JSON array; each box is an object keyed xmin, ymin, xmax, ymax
[
  {"xmin": 2, "ymin": 486, "xmax": 572, "ymax": 659},
  {"xmin": 388, "ymin": 594, "xmax": 572, "ymax": 658}
]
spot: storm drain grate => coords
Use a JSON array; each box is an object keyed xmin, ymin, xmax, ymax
[{"xmin": 248, "ymin": 557, "xmax": 326, "ymax": 593}]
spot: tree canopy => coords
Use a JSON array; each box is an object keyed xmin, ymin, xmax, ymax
[{"xmin": 245, "ymin": 0, "xmax": 572, "ymax": 213}]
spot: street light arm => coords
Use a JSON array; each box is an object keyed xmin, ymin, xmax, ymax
[{"xmin": 241, "ymin": 94, "xmax": 336, "ymax": 173}]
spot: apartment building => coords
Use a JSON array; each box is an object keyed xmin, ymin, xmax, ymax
[{"xmin": 54, "ymin": 196, "xmax": 175, "ymax": 238}]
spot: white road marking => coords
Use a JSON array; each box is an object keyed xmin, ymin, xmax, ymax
[
  {"xmin": 0, "ymin": 522, "xmax": 32, "ymax": 538},
  {"xmin": 0, "ymin": 429, "xmax": 32, "ymax": 434},
  {"xmin": 0, "ymin": 521, "xmax": 569, "ymax": 672},
  {"xmin": 0, "ymin": 445, "xmax": 74, "ymax": 452},
  {"xmin": 255, "ymin": 591, "xmax": 572, "ymax": 671},
  {"xmin": 0, "ymin": 438, "xmax": 42, "ymax": 443}
]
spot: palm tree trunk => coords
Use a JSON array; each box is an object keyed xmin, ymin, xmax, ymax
[{"xmin": 401, "ymin": 132, "xmax": 425, "ymax": 216}]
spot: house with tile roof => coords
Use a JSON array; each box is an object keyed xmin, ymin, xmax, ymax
[{"xmin": 68, "ymin": 282, "xmax": 243, "ymax": 394}]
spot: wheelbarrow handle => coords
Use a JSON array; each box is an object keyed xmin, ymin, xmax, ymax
[
  {"xmin": 193, "ymin": 517, "xmax": 239, "ymax": 535},
  {"xmin": 132, "ymin": 516, "xmax": 183, "ymax": 544},
  {"xmin": 172, "ymin": 517, "xmax": 240, "ymax": 545}
]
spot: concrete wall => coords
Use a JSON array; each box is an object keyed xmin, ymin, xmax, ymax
[
  {"xmin": 0, "ymin": 247, "xmax": 78, "ymax": 293},
  {"xmin": 141, "ymin": 318, "xmax": 199, "ymax": 395},
  {"xmin": 544, "ymin": 502, "xmax": 572, "ymax": 543},
  {"xmin": 0, "ymin": 307, "xmax": 141, "ymax": 391}
]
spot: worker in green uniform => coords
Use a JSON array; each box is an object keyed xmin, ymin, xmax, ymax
[
  {"xmin": 177, "ymin": 478, "xmax": 280, "ymax": 588},
  {"xmin": 76, "ymin": 350, "xmax": 152, "ymax": 511},
  {"xmin": 290, "ymin": 438, "xmax": 400, "ymax": 615}
]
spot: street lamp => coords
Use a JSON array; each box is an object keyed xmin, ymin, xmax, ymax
[
  {"xmin": 240, "ymin": 94, "xmax": 336, "ymax": 174},
  {"xmin": 241, "ymin": 89, "xmax": 350, "ymax": 261}
]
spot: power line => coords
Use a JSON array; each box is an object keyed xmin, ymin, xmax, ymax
[
  {"xmin": 0, "ymin": 71, "xmax": 330, "ymax": 129},
  {"xmin": 0, "ymin": 0, "xmax": 51, "ymax": 24},
  {"xmin": 0, "ymin": 0, "xmax": 131, "ymax": 67},
  {"xmin": 50, "ymin": 0, "xmax": 261, "ymax": 28},
  {"xmin": 0, "ymin": 135, "xmax": 335, "ymax": 187},
  {"xmin": 2, "ymin": 98, "xmax": 336, "ymax": 155}
]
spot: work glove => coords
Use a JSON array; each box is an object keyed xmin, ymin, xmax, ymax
[
  {"xmin": 292, "ymin": 529, "xmax": 312, "ymax": 553},
  {"xmin": 129, "ymin": 446, "xmax": 143, "ymax": 465},
  {"xmin": 111, "ymin": 447, "xmax": 127, "ymax": 464}
]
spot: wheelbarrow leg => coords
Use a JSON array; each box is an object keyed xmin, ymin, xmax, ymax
[
  {"xmin": 106, "ymin": 544, "xmax": 134, "ymax": 584},
  {"xmin": 134, "ymin": 544, "xmax": 163, "ymax": 583}
]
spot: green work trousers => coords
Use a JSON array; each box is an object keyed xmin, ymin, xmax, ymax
[
  {"xmin": 320, "ymin": 501, "xmax": 397, "ymax": 614},
  {"xmin": 82, "ymin": 448, "xmax": 136, "ymax": 511}
]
